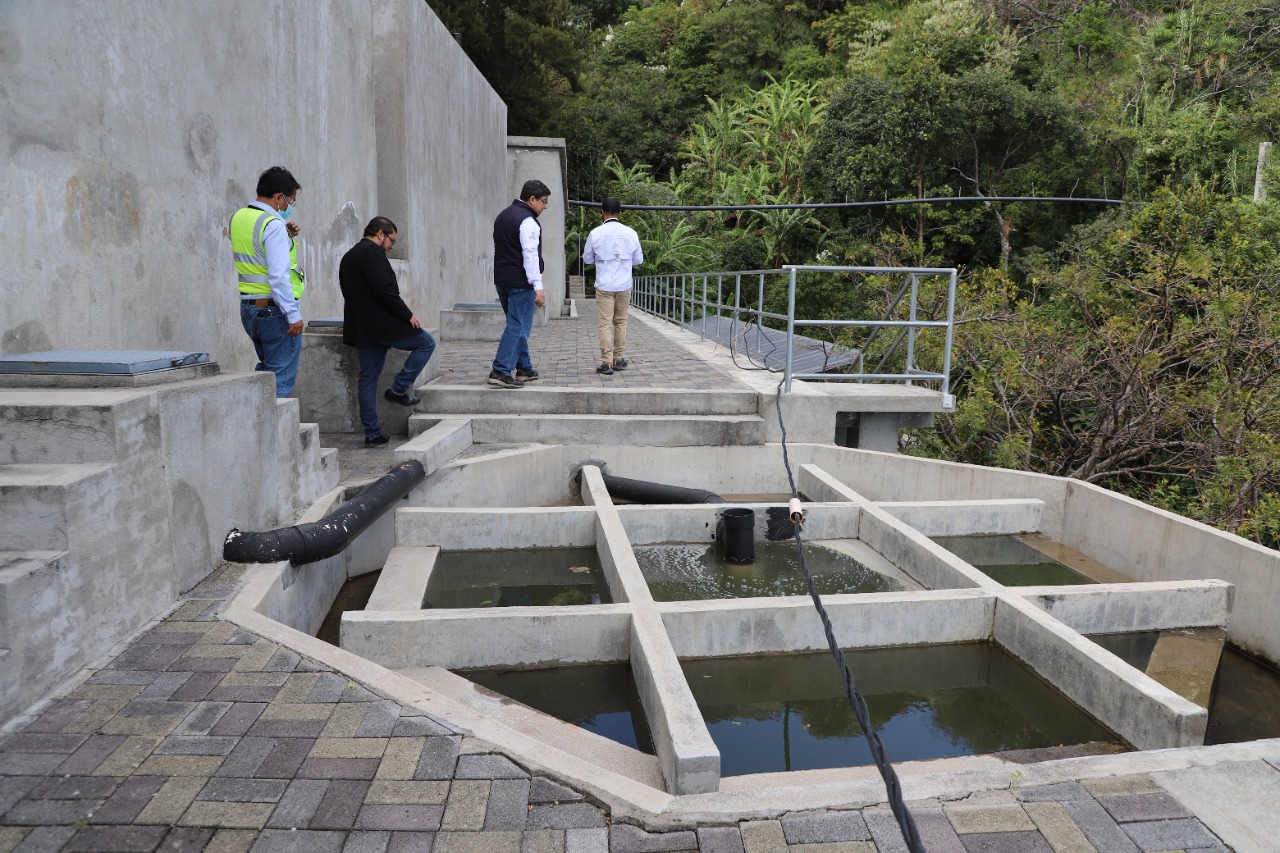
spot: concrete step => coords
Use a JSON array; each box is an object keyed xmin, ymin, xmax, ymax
[
  {"xmin": 0, "ymin": 550, "xmax": 70, "ymax": 654},
  {"xmin": 0, "ymin": 464, "xmax": 116, "ymax": 550},
  {"xmin": 415, "ymin": 385, "xmax": 759, "ymax": 417},
  {"xmin": 409, "ymin": 413, "xmax": 765, "ymax": 447},
  {"xmin": 0, "ymin": 390, "xmax": 143, "ymax": 464}
]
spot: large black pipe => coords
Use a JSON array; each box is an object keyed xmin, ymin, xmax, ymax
[
  {"xmin": 223, "ymin": 460, "xmax": 426, "ymax": 566},
  {"xmin": 598, "ymin": 472, "xmax": 725, "ymax": 504}
]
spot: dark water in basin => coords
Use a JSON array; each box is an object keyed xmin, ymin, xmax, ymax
[
  {"xmin": 316, "ymin": 571, "xmax": 381, "ymax": 646},
  {"xmin": 463, "ymin": 663, "xmax": 655, "ymax": 754},
  {"xmin": 681, "ymin": 642, "xmax": 1119, "ymax": 776},
  {"xmin": 424, "ymin": 547, "xmax": 611, "ymax": 608},
  {"xmin": 1090, "ymin": 630, "xmax": 1280, "ymax": 744},
  {"xmin": 932, "ymin": 535, "xmax": 1095, "ymax": 586},
  {"xmin": 635, "ymin": 540, "xmax": 902, "ymax": 601}
]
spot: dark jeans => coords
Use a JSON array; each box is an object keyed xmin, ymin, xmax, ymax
[
  {"xmin": 355, "ymin": 329, "xmax": 436, "ymax": 438},
  {"xmin": 239, "ymin": 301, "xmax": 301, "ymax": 397},
  {"xmin": 491, "ymin": 286, "xmax": 535, "ymax": 375}
]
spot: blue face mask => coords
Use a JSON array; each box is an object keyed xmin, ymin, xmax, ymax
[{"xmin": 280, "ymin": 203, "xmax": 295, "ymax": 221}]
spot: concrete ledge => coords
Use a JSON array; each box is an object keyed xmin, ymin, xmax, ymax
[
  {"xmin": 659, "ymin": 590, "xmax": 996, "ymax": 658},
  {"xmin": 397, "ymin": 418, "xmax": 473, "ymax": 473},
  {"xmin": 342, "ymin": 606, "xmax": 632, "ymax": 669},
  {"xmin": 366, "ymin": 546, "xmax": 439, "ymax": 611},
  {"xmin": 440, "ymin": 304, "xmax": 548, "ymax": 341},
  {"xmin": 417, "ymin": 387, "xmax": 759, "ymax": 416},
  {"xmin": 586, "ymin": 469, "xmax": 654, "ymax": 605},
  {"xmin": 1019, "ymin": 580, "xmax": 1233, "ymax": 635},
  {"xmin": 630, "ymin": 607, "xmax": 721, "ymax": 796},
  {"xmin": 994, "ymin": 593, "xmax": 1208, "ymax": 750},
  {"xmin": 396, "ymin": 506, "xmax": 598, "ymax": 549},
  {"xmin": 616, "ymin": 504, "xmax": 862, "ymax": 546},
  {"xmin": 857, "ymin": 503, "xmax": 993, "ymax": 590},
  {"xmin": 878, "ymin": 499, "xmax": 1044, "ymax": 537},
  {"xmin": 444, "ymin": 413, "xmax": 765, "ymax": 448},
  {"xmin": 797, "ymin": 463, "xmax": 868, "ymax": 502}
]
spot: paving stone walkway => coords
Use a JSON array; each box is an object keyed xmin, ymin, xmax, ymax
[
  {"xmin": 0, "ymin": 306, "xmax": 1253, "ymax": 852},
  {"xmin": 428, "ymin": 307, "xmax": 747, "ymax": 390}
]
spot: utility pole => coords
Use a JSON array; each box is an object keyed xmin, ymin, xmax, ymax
[{"xmin": 1255, "ymin": 141, "xmax": 1272, "ymax": 202}]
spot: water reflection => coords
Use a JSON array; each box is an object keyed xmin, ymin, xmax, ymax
[
  {"xmin": 425, "ymin": 547, "xmax": 611, "ymax": 608},
  {"xmin": 932, "ymin": 535, "xmax": 1095, "ymax": 586},
  {"xmin": 682, "ymin": 643, "xmax": 1118, "ymax": 775},
  {"xmin": 463, "ymin": 663, "xmax": 655, "ymax": 754}
]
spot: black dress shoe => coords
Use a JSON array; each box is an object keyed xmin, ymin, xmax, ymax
[
  {"xmin": 364, "ymin": 433, "xmax": 391, "ymax": 446},
  {"xmin": 383, "ymin": 388, "xmax": 421, "ymax": 407}
]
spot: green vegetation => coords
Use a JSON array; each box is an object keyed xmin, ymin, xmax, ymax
[{"xmin": 436, "ymin": 0, "xmax": 1280, "ymax": 545}]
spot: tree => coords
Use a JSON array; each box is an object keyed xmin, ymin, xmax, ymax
[{"xmin": 429, "ymin": 0, "xmax": 581, "ymax": 136}]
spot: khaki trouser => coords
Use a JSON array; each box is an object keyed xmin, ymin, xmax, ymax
[{"xmin": 596, "ymin": 288, "xmax": 631, "ymax": 363}]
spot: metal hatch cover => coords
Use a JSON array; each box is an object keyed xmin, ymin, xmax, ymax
[{"xmin": 0, "ymin": 349, "xmax": 210, "ymax": 375}]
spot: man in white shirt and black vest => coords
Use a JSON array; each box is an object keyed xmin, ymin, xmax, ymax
[{"xmin": 488, "ymin": 180, "xmax": 550, "ymax": 389}]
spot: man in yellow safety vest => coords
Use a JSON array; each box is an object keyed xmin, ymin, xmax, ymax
[{"xmin": 230, "ymin": 166, "xmax": 305, "ymax": 396}]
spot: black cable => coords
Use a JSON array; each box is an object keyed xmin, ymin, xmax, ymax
[
  {"xmin": 569, "ymin": 195, "xmax": 1123, "ymax": 212},
  {"xmin": 774, "ymin": 379, "xmax": 926, "ymax": 853}
]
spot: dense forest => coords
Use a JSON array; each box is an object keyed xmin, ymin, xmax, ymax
[{"xmin": 430, "ymin": 0, "xmax": 1280, "ymax": 547}]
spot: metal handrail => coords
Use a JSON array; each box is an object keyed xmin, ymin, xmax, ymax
[{"xmin": 632, "ymin": 265, "xmax": 956, "ymax": 404}]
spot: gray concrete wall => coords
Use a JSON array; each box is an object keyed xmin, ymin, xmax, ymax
[
  {"xmin": 402, "ymin": 1, "xmax": 509, "ymax": 329},
  {"xmin": 507, "ymin": 137, "xmax": 568, "ymax": 315},
  {"xmin": 0, "ymin": 0, "xmax": 374, "ymax": 368},
  {"xmin": 0, "ymin": 0, "xmax": 506, "ymax": 379}
]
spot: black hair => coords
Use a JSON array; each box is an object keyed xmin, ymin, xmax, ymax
[
  {"xmin": 601, "ymin": 197, "xmax": 621, "ymax": 214},
  {"xmin": 520, "ymin": 179, "xmax": 551, "ymax": 202},
  {"xmin": 257, "ymin": 166, "xmax": 300, "ymax": 198},
  {"xmin": 363, "ymin": 216, "xmax": 398, "ymax": 238}
]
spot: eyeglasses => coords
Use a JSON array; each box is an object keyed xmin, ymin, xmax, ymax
[{"xmin": 383, "ymin": 233, "xmax": 397, "ymax": 245}]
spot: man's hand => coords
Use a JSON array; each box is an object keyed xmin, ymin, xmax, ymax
[
  {"xmin": 535, "ymin": 290, "xmax": 546, "ymax": 308},
  {"xmin": 409, "ymin": 313, "xmax": 422, "ymax": 329},
  {"xmin": 286, "ymin": 221, "xmax": 300, "ymax": 238},
  {"xmin": 287, "ymin": 320, "xmax": 304, "ymax": 336}
]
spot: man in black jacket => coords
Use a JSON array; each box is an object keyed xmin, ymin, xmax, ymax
[{"xmin": 338, "ymin": 216, "xmax": 436, "ymax": 445}]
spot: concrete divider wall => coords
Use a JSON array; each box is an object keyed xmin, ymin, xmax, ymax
[
  {"xmin": 993, "ymin": 594, "xmax": 1208, "ymax": 750},
  {"xmin": 1021, "ymin": 581, "xmax": 1233, "ymax": 636},
  {"xmin": 341, "ymin": 607, "xmax": 633, "ymax": 670},
  {"xmin": 660, "ymin": 591, "xmax": 995, "ymax": 659},
  {"xmin": 856, "ymin": 504, "xmax": 992, "ymax": 590},
  {"xmin": 1059, "ymin": 480, "xmax": 1280, "ymax": 665},
  {"xmin": 877, "ymin": 499, "xmax": 1044, "ymax": 537},
  {"xmin": 395, "ymin": 506, "xmax": 597, "ymax": 550},
  {"xmin": 616, "ymin": 504, "xmax": 862, "ymax": 547},
  {"xmin": 420, "ymin": 445, "xmax": 825, "ymax": 508}
]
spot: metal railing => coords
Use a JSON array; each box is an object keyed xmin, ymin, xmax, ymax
[{"xmin": 631, "ymin": 265, "xmax": 956, "ymax": 401}]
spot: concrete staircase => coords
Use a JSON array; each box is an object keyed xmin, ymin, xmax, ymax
[
  {"xmin": 0, "ymin": 375, "xmax": 339, "ymax": 722},
  {"xmin": 408, "ymin": 386, "xmax": 765, "ymax": 447}
]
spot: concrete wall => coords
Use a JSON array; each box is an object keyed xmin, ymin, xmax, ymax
[
  {"xmin": 0, "ymin": 0, "xmax": 507, "ymax": 375},
  {"xmin": 508, "ymin": 137, "xmax": 568, "ymax": 314}
]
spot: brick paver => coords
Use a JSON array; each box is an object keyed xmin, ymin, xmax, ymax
[{"xmin": 429, "ymin": 308, "xmax": 744, "ymax": 390}]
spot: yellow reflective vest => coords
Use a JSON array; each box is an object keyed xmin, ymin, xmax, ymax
[{"xmin": 229, "ymin": 206, "xmax": 305, "ymax": 298}]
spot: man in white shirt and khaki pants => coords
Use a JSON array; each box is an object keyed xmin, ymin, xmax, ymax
[{"xmin": 582, "ymin": 197, "xmax": 644, "ymax": 375}]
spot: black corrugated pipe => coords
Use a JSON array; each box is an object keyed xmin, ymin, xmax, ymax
[
  {"xmin": 597, "ymin": 472, "xmax": 726, "ymax": 504},
  {"xmin": 222, "ymin": 460, "xmax": 426, "ymax": 566}
]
